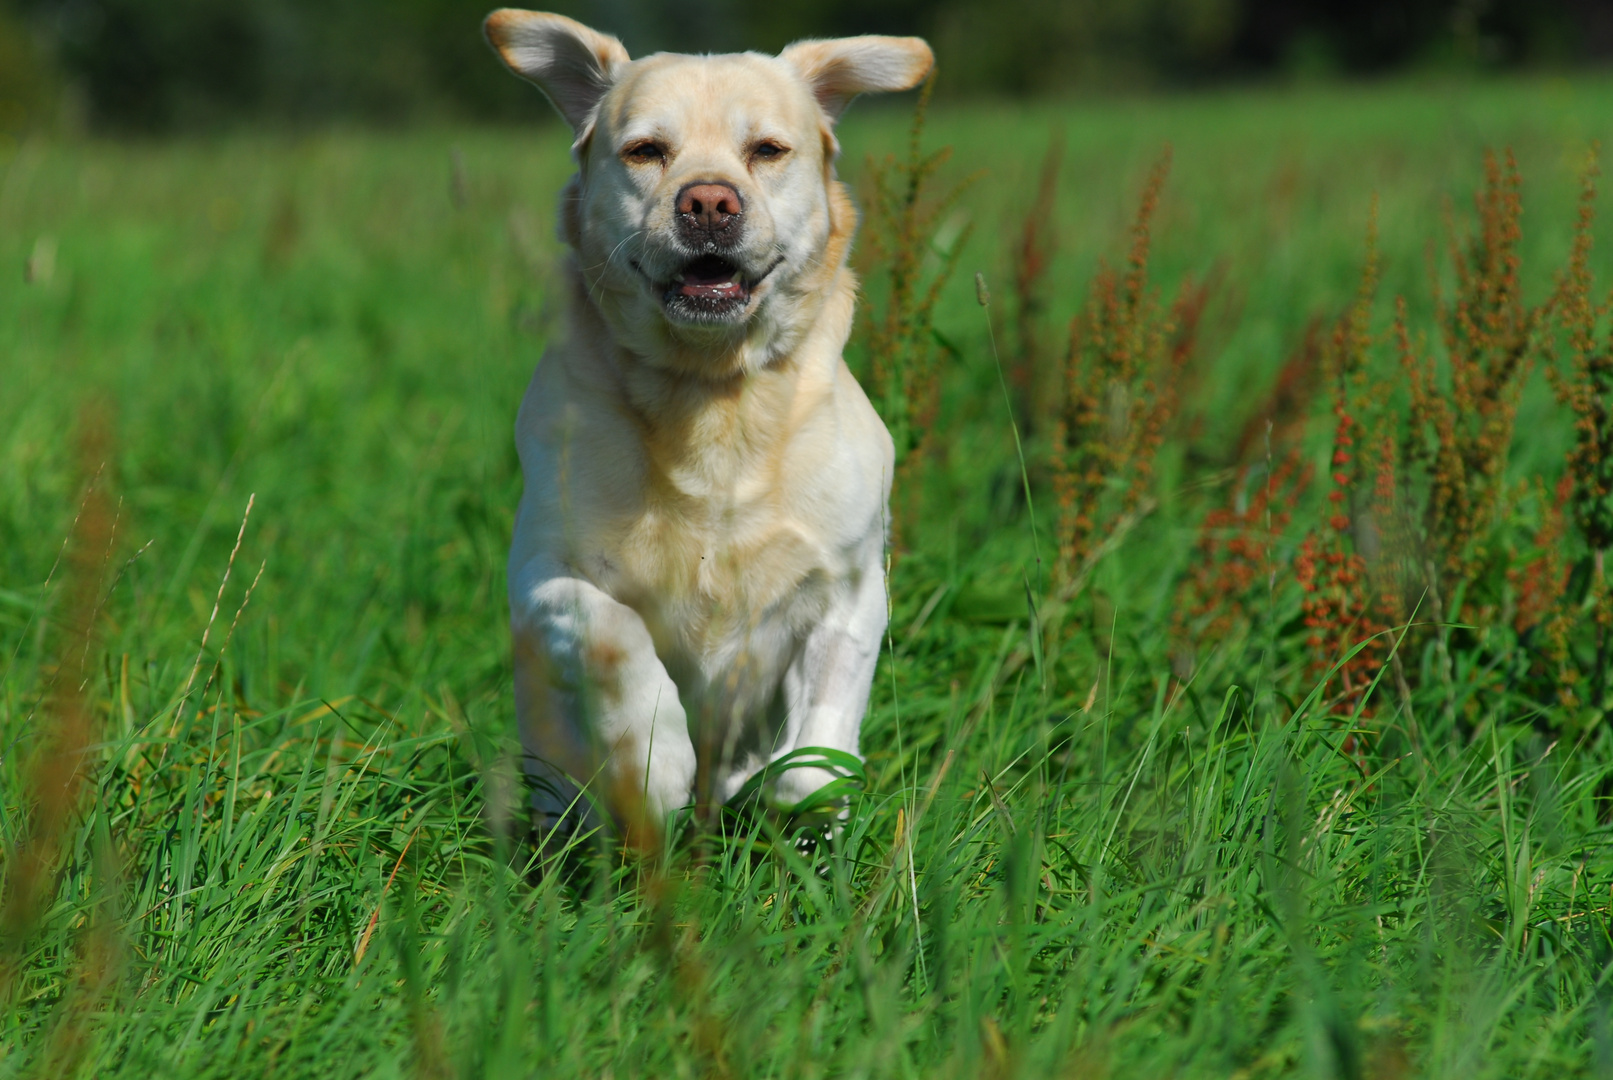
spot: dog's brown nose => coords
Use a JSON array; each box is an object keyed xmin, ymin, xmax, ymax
[{"xmin": 677, "ymin": 182, "xmax": 742, "ymax": 229}]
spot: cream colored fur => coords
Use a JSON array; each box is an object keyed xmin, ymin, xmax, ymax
[{"xmin": 485, "ymin": 10, "xmax": 932, "ymax": 832}]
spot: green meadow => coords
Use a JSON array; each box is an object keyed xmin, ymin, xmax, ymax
[{"xmin": 4, "ymin": 74, "xmax": 1613, "ymax": 1077}]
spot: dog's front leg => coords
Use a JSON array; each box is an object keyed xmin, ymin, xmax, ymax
[
  {"xmin": 770, "ymin": 540, "xmax": 889, "ymax": 810},
  {"xmin": 512, "ymin": 572, "xmax": 695, "ymax": 832}
]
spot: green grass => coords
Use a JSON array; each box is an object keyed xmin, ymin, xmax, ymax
[{"xmin": 4, "ymin": 73, "xmax": 1613, "ymax": 1077}]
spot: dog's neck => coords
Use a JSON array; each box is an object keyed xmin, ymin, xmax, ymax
[{"xmin": 564, "ymin": 260, "xmax": 855, "ymax": 477}]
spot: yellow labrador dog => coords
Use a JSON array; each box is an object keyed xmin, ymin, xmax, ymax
[{"xmin": 485, "ymin": 10, "xmax": 931, "ymax": 836}]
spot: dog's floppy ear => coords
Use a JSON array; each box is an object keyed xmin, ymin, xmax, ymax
[
  {"xmin": 779, "ymin": 36, "xmax": 934, "ymax": 122},
  {"xmin": 484, "ymin": 10, "xmax": 629, "ymax": 134}
]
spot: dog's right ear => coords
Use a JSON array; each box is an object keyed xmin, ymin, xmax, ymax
[{"xmin": 484, "ymin": 10, "xmax": 629, "ymax": 135}]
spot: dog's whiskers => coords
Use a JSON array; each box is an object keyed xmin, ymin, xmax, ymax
[{"xmin": 582, "ymin": 228, "xmax": 648, "ymax": 305}]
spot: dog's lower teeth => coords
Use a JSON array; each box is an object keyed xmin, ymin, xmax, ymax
[{"xmin": 729, "ymin": 273, "xmax": 743, "ymax": 284}]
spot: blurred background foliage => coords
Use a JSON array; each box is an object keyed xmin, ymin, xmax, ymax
[{"xmin": 0, "ymin": 0, "xmax": 1610, "ymax": 133}]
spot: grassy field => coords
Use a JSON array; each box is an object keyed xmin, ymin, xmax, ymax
[{"xmin": 5, "ymin": 73, "xmax": 1613, "ymax": 1078}]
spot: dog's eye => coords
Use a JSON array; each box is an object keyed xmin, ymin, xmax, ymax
[
  {"xmin": 622, "ymin": 141, "xmax": 667, "ymax": 165},
  {"xmin": 750, "ymin": 141, "xmax": 789, "ymax": 164}
]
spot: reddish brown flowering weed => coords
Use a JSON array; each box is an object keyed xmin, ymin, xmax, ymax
[
  {"xmin": 1402, "ymin": 150, "xmax": 1540, "ymax": 601},
  {"xmin": 1294, "ymin": 210, "xmax": 1401, "ymax": 709},
  {"xmin": 860, "ymin": 76, "xmax": 978, "ymax": 550},
  {"xmin": 1051, "ymin": 150, "xmax": 1208, "ymax": 582},
  {"xmin": 1007, "ymin": 132, "xmax": 1064, "ymax": 434},
  {"xmin": 1173, "ymin": 449, "xmax": 1311, "ymax": 663}
]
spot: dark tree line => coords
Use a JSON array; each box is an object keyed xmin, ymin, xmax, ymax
[{"xmin": 3, "ymin": 0, "xmax": 1610, "ymax": 131}]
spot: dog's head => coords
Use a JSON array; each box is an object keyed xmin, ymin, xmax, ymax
[{"xmin": 486, "ymin": 10, "xmax": 932, "ymax": 374}]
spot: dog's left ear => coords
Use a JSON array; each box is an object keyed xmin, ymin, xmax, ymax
[
  {"xmin": 484, "ymin": 9, "xmax": 629, "ymax": 135},
  {"xmin": 780, "ymin": 36, "xmax": 934, "ymax": 122}
]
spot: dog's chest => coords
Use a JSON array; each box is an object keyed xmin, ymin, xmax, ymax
[
  {"xmin": 569, "ymin": 375, "xmax": 847, "ymax": 657},
  {"xmin": 596, "ymin": 481, "xmax": 838, "ymax": 660}
]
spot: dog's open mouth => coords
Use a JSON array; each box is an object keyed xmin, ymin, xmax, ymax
[
  {"xmin": 673, "ymin": 254, "xmax": 747, "ymax": 302},
  {"xmin": 654, "ymin": 254, "xmax": 778, "ymax": 323}
]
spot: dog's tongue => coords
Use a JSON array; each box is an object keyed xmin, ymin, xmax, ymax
[{"xmin": 678, "ymin": 259, "xmax": 744, "ymax": 299}]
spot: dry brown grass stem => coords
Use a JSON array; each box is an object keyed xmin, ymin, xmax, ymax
[
  {"xmin": 1008, "ymin": 131, "xmax": 1064, "ymax": 433},
  {"xmin": 27, "ymin": 859, "xmax": 123, "ymax": 1080},
  {"xmin": 2, "ymin": 462, "xmax": 105, "ymax": 679},
  {"xmin": 193, "ymin": 557, "xmax": 267, "ymax": 720},
  {"xmin": 353, "ymin": 827, "xmax": 421, "ymax": 966},
  {"xmin": 1, "ymin": 403, "xmax": 117, "ymax": 998},
  {"xmin": 168, "ymin": 492, "xmax": 256, "ymax": 740}
]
